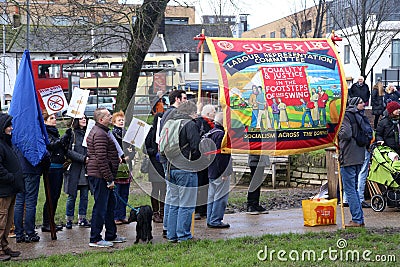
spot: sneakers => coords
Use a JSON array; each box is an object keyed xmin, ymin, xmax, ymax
[
  {"xmin": 162, "ymin": 230, "xmax": 167, "ymax": 238},
  {"xmin": 207, "ymin": 222, "xmax": 230, "ymax": 229},
  {"xmin": 194, "ymin": 213, "xmax": 202, "ymax": 220},
  {"xmin": 66, "ymin": 220, "xmax": 73, "ymax": 229},
  {"xmin": 78, "ymin": 218, "xmax": 91, "ymax": 227},
  {"xmin": 25, "ymin": 232, "xmax": 40, "ymax": 243},
  {"xmin": 108, "ymin": 236, "xmax": 127, "ymax": 243},
  {"xmin": 247, "ymin": 205, "xmax": 269, "ymax": 215},
  {"xmin": 16, "ymin": 236, "xmax": 25, "ymax": 243},
  {"xmin": 89, "ymin": 240, "xmax": 113, "ymax": 247}
]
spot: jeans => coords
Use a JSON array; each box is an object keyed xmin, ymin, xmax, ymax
[
  {"xmin": 66, "ymin": 185, "xmax": 89, "ymax": 221},
  {"xmin": 166, "ymin": 169, "xmax": 198, "ymax": 241},
  {"xmin": 207, "ymin": 177, "xmax": 230, "ymax": 226},
  {"xmin": 251, "ymin": 110, "xmax": 258, "ymax": 128},
  {"xmin": 89, "ymin": 176, "xmax": 117, "ymax": 243},
  {"xmin": 43, "ymin": 167, "xmax": 63, "ymax": 226},
  {"xmin": 341, "ymin": 165, "xmax": 364, "ymax": 224},
  {"xmin": 301, "ymin": 110, "xmax": 314, "ymax": 127},
  {"xmin": 14, "ymin": 173, "xmax": 41, "ymax": 237},
  {"xmin": 357, "ymin": 150, "xmax": 371, "ymax": 202},
  {"xmin": 114, "ymin": 183, "xmax": 130, "ymax": 221}
]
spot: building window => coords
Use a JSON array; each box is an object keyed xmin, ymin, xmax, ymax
[
  {"xmin": 189, "ymin": 53, "xmax": 199, "ymax": 73},
  {"xmin": 392, "ymin": 39, "xmax": 400, "ymax": 68},
  {"xmin": 302, "ymin": 19, "xmax": 312, "ymax": 33},
  {"xmin": 280, "ymin": 28, "xmax": 286, "ymax": 38},
  {"xmin": 291, "ymin": 25, "xmax": 297, "ymax": 38},
  {"xmin": 344, "ymin": 45, "xmax": 350, "ymax": 64},
  {"xmin": 270, "ymin": 31, "xmax": 275, "ymax": 38}
]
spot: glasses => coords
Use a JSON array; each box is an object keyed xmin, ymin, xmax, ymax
[{"xmin": 79, "ymin": 117, "xmax": 87, "ymax": 120}]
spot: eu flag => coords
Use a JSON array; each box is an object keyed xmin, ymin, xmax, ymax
[{"xmin": 8, "ymin": 50, "xmax": 49, "ymax": 166}]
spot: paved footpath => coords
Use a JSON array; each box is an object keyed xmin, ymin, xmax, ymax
[{"xmin": 10, "ymin": 206, "xmax": 400, "ymax": 261}]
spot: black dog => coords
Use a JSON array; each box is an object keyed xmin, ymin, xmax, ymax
[{"xmin": 128, "ymin": 205, "xmax": 153, "ymax": 244}]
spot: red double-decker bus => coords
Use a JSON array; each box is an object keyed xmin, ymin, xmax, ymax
[{"xmin": 31, "ymin": 59, "xmax": 81, "ymax": 92}]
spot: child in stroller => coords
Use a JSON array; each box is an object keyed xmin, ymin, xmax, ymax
[{"xmin": 367, "ymin": 145, "xmax": 400, "ymax": 212}]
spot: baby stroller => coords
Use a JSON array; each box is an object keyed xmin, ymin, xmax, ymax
[{"xmin": 367, "ymin": 145, "xmax": 400, "ymax": 212}]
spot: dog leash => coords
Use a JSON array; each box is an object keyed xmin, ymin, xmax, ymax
[{"xmin": 113, "ymin": 184, "xmax": 140, "ymax": 213}]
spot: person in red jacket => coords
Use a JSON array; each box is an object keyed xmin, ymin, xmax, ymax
[{"xmin": 317, "ymin": 86, "xmax": 329, "ymax": 126}]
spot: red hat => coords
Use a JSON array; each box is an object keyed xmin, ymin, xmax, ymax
[{"xmin": 386, "ymin": 101, "xmax": 400, "ymax": 115}]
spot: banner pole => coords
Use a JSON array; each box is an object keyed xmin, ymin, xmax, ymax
[
  {"xmin": 195, "ymin": 29, "xmax": 205, "ymax": 104},
  {"xmin": 335, "ymin": 143, "xmax": 345, "ymax": 229}
]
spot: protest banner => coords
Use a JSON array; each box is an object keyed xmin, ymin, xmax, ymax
[
  {"xmin": 205, "ymin": 37, "xmax": 347, "ymax": 155},
  {"xmin": 123, "ymin": 117, "xmax": 151, "ymax": 149},
  {"xmin": 38, "ymin": 85, "xmax": 68, "ymax": 115},
  {"xmin": 66, "ymin": 88, "xmax": 90, "ymax": 118}
]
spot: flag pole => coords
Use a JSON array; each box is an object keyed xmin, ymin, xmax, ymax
[{"xmin": 194, "ymin": 29, "xmax": 206, "ymax": 105}]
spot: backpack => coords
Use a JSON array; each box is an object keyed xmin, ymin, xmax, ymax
[
  {"xmin": 346, "ymin": 112, "xmax": 370, "ymax": 147},
  {"xmin": 198, "ymin": 128, "xmax": 224, "ymax": 163},
  {"xmin": 159, "ymin": 119, "xmax": 189, "ymax": 159}
]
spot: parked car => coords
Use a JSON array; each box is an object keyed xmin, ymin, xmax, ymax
[{"xmin": 84, "ymin": 95, "xmax": 115, "ymax": 117}]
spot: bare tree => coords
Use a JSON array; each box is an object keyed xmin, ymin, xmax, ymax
[
  {"xmin": 116, "ymin": 0, "xmax": 169, "ymax": 111},
  {"xmin": 327, "ymin": 0, "xmax": 400, "ymax": 78},
  {"xmin": 285, "ymin": 0, "xmax": 327, "ymax": 38},
  {"xmin": 3, "ymin": 0, "xmax": 170, "ymax": 111}
]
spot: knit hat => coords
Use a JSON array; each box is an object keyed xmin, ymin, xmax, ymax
[
  {"xmin": 386, "ymin": 101, "xmax": 400, "ymax": 115},
  {"xmin": 348, "ymin": 97, "xmax": 362, "ymax": 106}
]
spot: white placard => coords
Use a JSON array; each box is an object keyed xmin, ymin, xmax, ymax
[
  {"xmin": 123, "ymin": 117, "xmax": 151, "ymax": 149},
  {"xmin": 38, "ymin": 85, "xmax": 68, "ymax": 115},
  {"xmin": 66, "ymin": 88, "xmax": 90, "ymax": 118},
  {"xmin": 82, "ymin": 119, "xmax": 96, "ymax": 147}
]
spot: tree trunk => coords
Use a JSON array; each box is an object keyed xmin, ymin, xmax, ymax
[{"xmin": 116, "ymin": 0, "xmax": 170, "ymax": 112}]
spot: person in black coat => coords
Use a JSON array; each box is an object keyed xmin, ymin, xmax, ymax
[
  {"xmin": 194, "ymin": 104, "xmax": 216, "ymax": 220},
  {"xmin": 383, "ymin": 83, "xmax": 400, "ymax": 106},
  {"xmin": 376, "ymin": 101, "xmax": 400, "ymax": 155},
  {"xmin": 0, "ymin": 113, "xmax": 24, "ymax": 260},
  {"xmin": 63, "ymin": 116, "xmax": 91, "ymax": 229},
  {"xmin": 349, "ymin": 76, "xmax": 370, "ymax": 105},
  {"xmin": 41, "ymin": 110, "xmax": 68, "ymax": 233},
  {"xmin": 371, "ymin": 82, "xmax": 385, "ymax": 129},
  {"xmin": 145, "ymin": 112, "xmax": 166, "ymax": 223}
]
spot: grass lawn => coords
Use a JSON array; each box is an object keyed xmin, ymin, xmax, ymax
[{"xmin": 6, "ymin": 229, "xmax": 399, "ymax": 266}]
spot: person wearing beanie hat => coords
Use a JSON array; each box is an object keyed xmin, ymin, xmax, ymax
[
  {"xmin": 386, "ymin": 101, "xmax": 400, "ymax": 115},
  {"xmin": 348, "ymin": 97, "xmax": 363, "ymax": 107},
  {"xmin": 0, "ymin": 113, "xmax": 24, "ymax": 260},
  {"xmin": 338, "ymin": 92, "xmax": 373, "ymax": 227},
  {"xmin": 376, "ymin": 99, "xmax": 400, "ymax": 155}
]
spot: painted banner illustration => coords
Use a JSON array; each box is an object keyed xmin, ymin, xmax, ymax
[{"xmin": 205, "ymin": 38, "xmax": 347, "ymax": 155}]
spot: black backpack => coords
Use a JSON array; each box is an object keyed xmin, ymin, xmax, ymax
[{"xmin": 346, "ymin": 112, "xmax": 369, "ymax": 147}]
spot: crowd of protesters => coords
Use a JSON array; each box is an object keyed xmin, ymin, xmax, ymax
[{"xmin": 1, "ymin": 76, "xmax": 397, "ymax": 259}]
